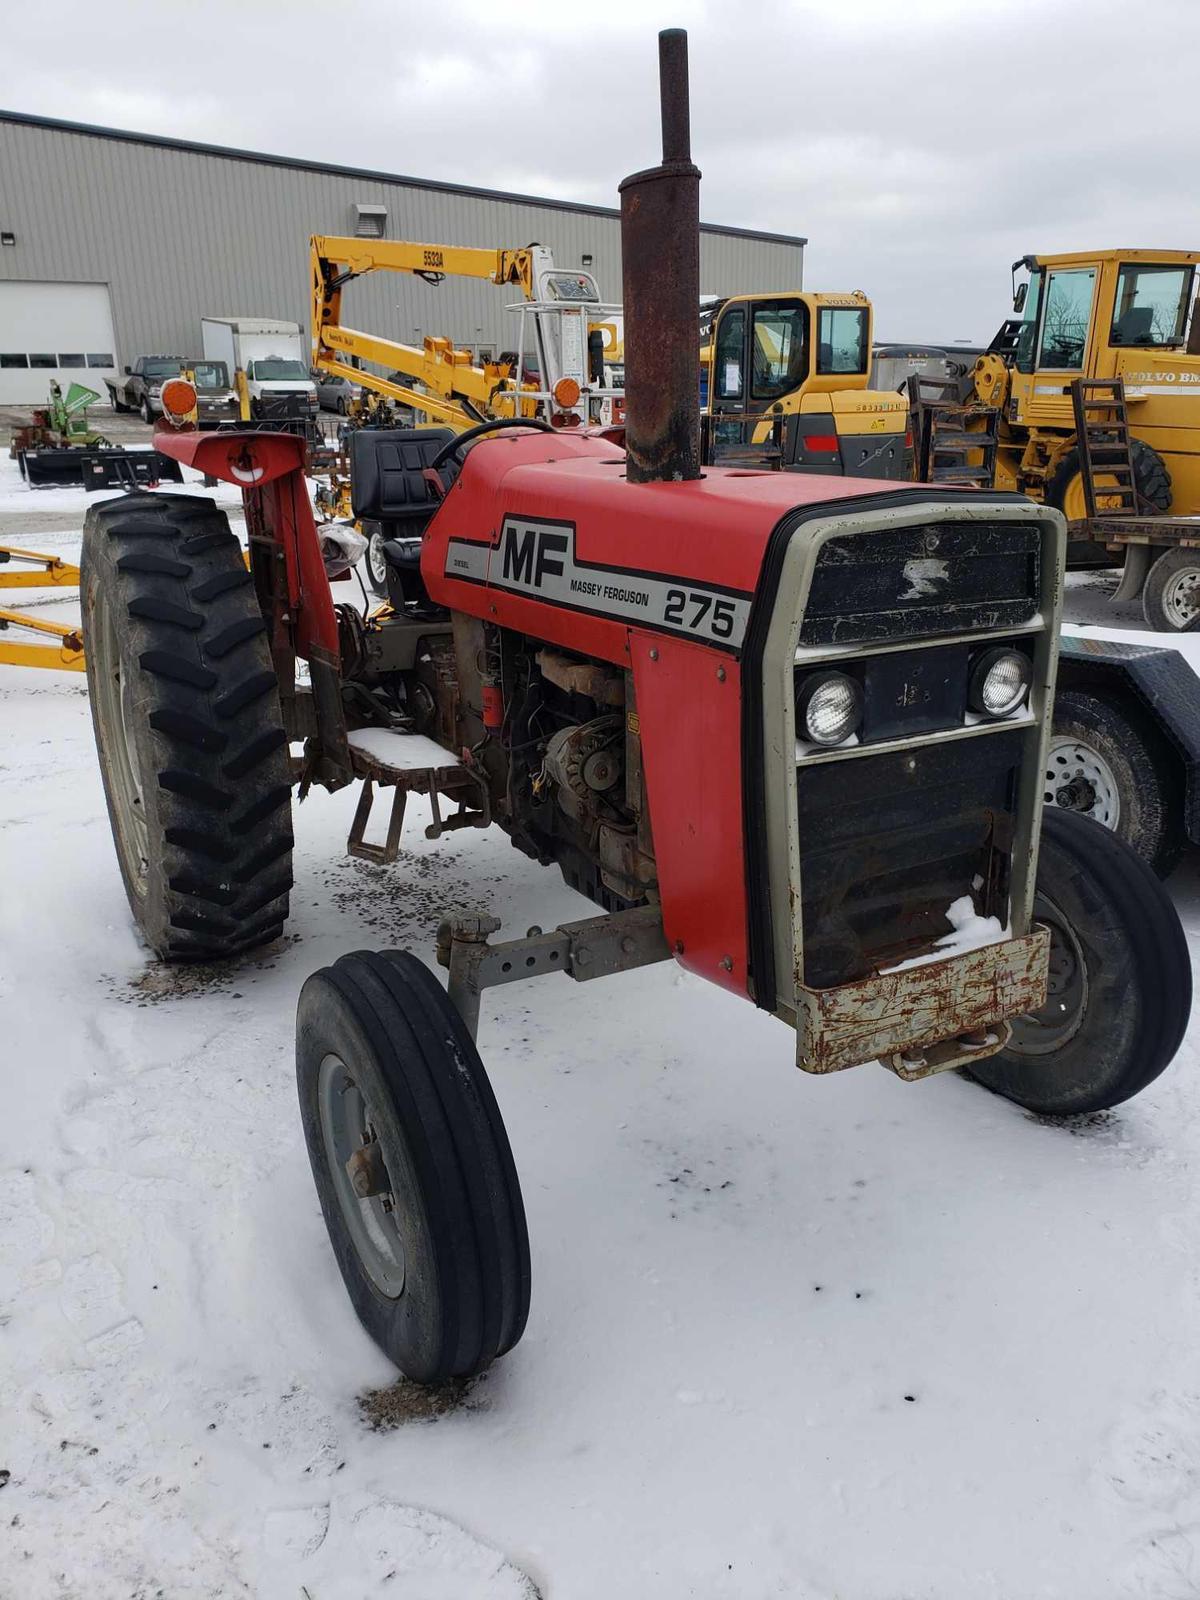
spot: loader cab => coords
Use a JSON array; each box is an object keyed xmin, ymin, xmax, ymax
[
  {"xmin": 702, "ymin": 291, "xmax": 908, "ymax": 477},
  {"xmin": 1006, "ymin": 251, "xmax": 1200, "ymax": 434}
]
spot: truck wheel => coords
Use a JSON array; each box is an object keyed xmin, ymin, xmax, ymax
[
  {"xmin": 1047, "ymin": 689, "xmax": 1184, "ymax": 876},
  {"xmin": 296, "ymin": 949, "xmax": 531, "ymax": 1383},
  {"xmin": 1048, "ymin": 438, "xmax": 1172, "ymax": 522},
  {"xmin": 110, "ymin": 392, "xmax": 127, "ymax": 415},
  {"xmin": 1141, "ymin": 546, "xmax": 1200, "ymax": 631},
  {"xmin": 965, "ymin": 810, "xmax": 1190, "ymax": 1115},
  {"xmin": 139, "ymin": 397, "xmax": 153, "ymax": 425},
  {"xmin": 365, "ymin": 525, "xmax": 389, "ymax": 597},
  {"xmin": 81, "ymin": 494, "xmax": 293, "ymax": 961}
]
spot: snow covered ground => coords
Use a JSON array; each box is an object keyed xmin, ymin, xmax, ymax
[{"xmin": 6, "ymin": 459, "xmax": 1200, "ymax": 1599}]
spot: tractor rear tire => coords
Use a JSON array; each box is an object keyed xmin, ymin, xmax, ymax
[
  {"xmin": 296, "ymin": 949, "xmax": 531, "ymax": 1383},
  {"xmin": 1047, "ymin": 689, "xmax": 1184, "ymax": 876},
  {"xmin": 965, "ymin": 809, "xmax": 1190, "ymax": 1115},
  {"xmin": 1047, "ymin": 437, "xmax": 1173, "ymax": 523},
  {"xmin": 81, "ymin": 493, "xmax": 293, "ymax": 961},
  {"xmin": 1141, "ymin": 546, "xmax": 1200, "ymax": 632}
]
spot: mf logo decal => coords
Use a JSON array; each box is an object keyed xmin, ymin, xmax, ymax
[{"xmin": 445, "ymin": 516, "xmax": 752, "ymax": 650}]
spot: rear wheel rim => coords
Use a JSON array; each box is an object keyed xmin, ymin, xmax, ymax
[
  {"xmin": 1161, "ymin": 565, "xmax": 1200, "ymax": 627},
  {"xmin": 92, "ymin": 584, "xmax": 150, "ymax": 895},
  {"xmin": 1009, "ymin": 892, "xmax": 1088, "ymax": 1057},
  {"xmin": 317, "ymin": 1052, "xmax": 406, "ymax": 1298},
  {"xmin": 1044, "ymin": 736, "xmax": 1120, "ymax": 828},
  {"xmin": 367, "ymin": 532, "xmax": 388, "ymax": 589}
]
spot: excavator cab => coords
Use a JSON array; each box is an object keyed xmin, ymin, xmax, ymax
[{"xmin": 701, "ymin": 290, "xmax": 909, "ymax": 477}]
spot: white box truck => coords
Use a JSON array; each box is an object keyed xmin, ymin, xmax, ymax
[{"xmin": 200, "ymin": 317, "xmax": 318, "ymax": 418}]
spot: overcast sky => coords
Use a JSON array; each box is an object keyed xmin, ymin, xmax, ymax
[{"xmin": 5, "ymin": 0, "xmax": 1197, "ymax": 340}]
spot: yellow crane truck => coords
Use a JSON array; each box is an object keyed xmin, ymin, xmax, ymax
[{"xmin": 932, "ymin": 250, "xmax": 1200, "ymax": 630}]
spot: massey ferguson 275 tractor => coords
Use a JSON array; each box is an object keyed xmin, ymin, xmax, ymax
[{"xmin": 80, "ymin": 34, "xmax": 1190, "ymax": 1384}]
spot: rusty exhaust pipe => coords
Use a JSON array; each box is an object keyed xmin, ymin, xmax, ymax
[{"xmin": 619, "ymin": 28, "xmax": 702, "ymax": 483}]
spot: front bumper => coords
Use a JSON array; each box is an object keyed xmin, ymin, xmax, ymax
[{"xmin": 794, "ymin": 927, "xmax": 1050, "ymax": 1077}]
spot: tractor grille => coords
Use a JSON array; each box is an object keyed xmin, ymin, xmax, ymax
[
  {"xmin": 800, "ymin": 522, "xmax": 1040, "ymax": 647},
  {"xmin": 795, "ymin": 729, "xmax": 1022, "ymax": 988}
]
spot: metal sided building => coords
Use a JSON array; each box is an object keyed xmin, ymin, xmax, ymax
[{"xmin": 0, "ymin": 111, "xmax": 806, "ymax": 406}]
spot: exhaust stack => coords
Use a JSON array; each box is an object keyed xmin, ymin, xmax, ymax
[{"xmin": 619, "ymin": 29, "xmax": 702, "ymax": 483}]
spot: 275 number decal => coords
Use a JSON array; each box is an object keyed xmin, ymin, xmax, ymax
[{"xmin": 663, "ymin": 588, "xmax": 736, "ymax": 639}]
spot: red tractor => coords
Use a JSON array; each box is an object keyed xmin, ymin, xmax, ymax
[{"xmin": 80, "ymin": 33, "xmax": 1190, "ymax": 1386}]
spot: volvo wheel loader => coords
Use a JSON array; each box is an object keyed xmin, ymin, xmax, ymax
[
  {"xmin": 78, "ymin": 33, "xmax": 1190, "ymax": 1386},
  {"xmin": 916, "ymin": 249, "xmax": 1200, "ymax": 630}
]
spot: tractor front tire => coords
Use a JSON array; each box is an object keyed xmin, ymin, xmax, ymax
[
  {"xmin": 966, "ymin": 809, "xmax": 1190, "ymax": 1115},
  {"xmin": 81, "ymin": 493, "xmax": 293, "ymax": 961},
  {"xmin": 296, "ymin": 950, "xmax": 531, "ymax": 1383}
]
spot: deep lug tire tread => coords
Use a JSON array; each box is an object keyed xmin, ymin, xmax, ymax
[
  {"xmin": 295, "ymin": 949, "xmax": 530, "ymax": 1384},
  {"xmin": 968, "ymin": 809, "xmax": 1191, "ymax": 1114},
  {"xmin": 81, "ymin": 492, "xmax": 293, "ymax": 961}
]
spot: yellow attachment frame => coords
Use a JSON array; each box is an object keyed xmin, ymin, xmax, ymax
[{"xmin": 0, "ymin": 545, "xmax": 85, "ymax": 672}]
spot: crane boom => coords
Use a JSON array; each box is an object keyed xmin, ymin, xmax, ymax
[{"xmin": 310, "ymin": 234, "xmax": 622, "ymax": 429}]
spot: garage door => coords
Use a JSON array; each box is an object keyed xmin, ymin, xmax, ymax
[{"xmin": 0, "ymin": 282, "xmax": 117, "ymax": 406}]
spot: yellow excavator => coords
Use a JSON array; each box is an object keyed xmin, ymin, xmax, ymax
[
  {"xmin": 701, "ymin": 288, "xmax": 910, "ymax": 476},
  {"xmin": 913, "ymin": 249, "xmax": 1200, "ymax": 630}
]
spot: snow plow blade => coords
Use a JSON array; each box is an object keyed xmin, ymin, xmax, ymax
[{"xmin": 19, "ymin": 447, "xmax": 185, "ymax": 490}]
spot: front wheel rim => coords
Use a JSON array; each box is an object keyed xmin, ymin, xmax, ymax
[
  {"xmin": 1009, "ymin": 892, "xmax": 1089, "ymax": 1057},
  {"xmin": 1044, "ymin": 736, "xmax": 1120, "ymax": 829},
  {"xmin": 1161, "ymin": 566, "xmax": 1200, "ymax": 627},
  {"xmin": 317, "ymin": 1053, "xmax": 406, "ymax": 1299}
]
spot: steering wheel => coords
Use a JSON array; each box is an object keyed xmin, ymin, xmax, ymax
[{"xmin": 429, "ymin": 416, "xmax": 554, "ymax": 472}]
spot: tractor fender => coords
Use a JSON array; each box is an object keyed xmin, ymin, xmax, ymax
[{"xmin": 1057, "ymin": 635, "xmax": 1200, "ymax": 841}]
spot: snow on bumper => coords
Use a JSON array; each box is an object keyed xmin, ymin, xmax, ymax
[{"xmin": 793, "ymin": 926, "xmax": 1051, "ymax": 1077}]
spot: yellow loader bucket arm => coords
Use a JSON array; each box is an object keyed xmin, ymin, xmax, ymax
[{"xmin": 0, "ymin": 545, "xmax": 84, "ymax": 672}]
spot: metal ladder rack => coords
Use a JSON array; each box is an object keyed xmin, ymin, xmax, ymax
[
  {"xmin": 1069, "ymin": 378, "xmax": 1139, "ymax": 519},
  {"xmin": 906, "ymin": 374, "xmax": 999, "ymax": 488}
]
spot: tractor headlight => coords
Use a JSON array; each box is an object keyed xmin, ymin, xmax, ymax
[
  {"xmin": 797, "ymin": 670, "xmax": 864, "ymax": 746},
  {"xmin": 969, "ymin": 647, "xmax": 1030, "ymax": 718}
]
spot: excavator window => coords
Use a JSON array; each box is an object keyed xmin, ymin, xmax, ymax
[
  {"xmin": 815, "ymin": 307, "xmax": 868, "ymax": 375},
  {"xmin": 714, "ymin": 305, "xmax": 746, "ymax": 400},
  {"xmin": 1037, "ymin": 268, "xmax": 1096, "ymax": 371},
  {"xmin": 1110, "ymin": 264, "xmax": 1194, "ymax": 348},
  {"xmin": 749, "ymin": 302, "xmax": 808, "ymax": 399}
]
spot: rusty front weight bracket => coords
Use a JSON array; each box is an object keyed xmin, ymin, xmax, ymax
[{"xmin": 437, "ymin": 905, "xmax": 671, "ymax": 1039}]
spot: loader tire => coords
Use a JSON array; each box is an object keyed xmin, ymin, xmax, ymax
[
  {"xmin": 965, "ymin": 810, "xmax": 1190, "ymax": 1115},
  {"xmin": 296, "ymin": 949, "xmax": 531, "ymax": 1383},
  {"xmin": 1046, "ymin": 689, "xmax": 1184, "ymax": 876},
  {"xmin": 81, "ymin": 493, "xmax": 293, "ymax": 961},
  {"xmin": 1047, "ymin": 437, "xmax": 1172, "ymax": 523}
]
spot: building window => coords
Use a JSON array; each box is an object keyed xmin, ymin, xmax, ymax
[
  {"xmin": 86, "ymin": 353, "xmax": 115, "ymax": 368},
  {"xmin": 29, "ymin": 352, "xmax": 56, "ymax": 368},
  {"xmin": 57, "ymin": 352, "xmax": 86, "ymax": 368},
  {"xmin": 0, "ymin": 352, "xmax": 29, "ymax": 368},
  {"xmin": 354, "ymin": 203, "xmax": 387, "ymax": 239}
]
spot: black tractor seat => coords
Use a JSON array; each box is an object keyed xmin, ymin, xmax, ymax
[{"xmin": 349, "ymin": 426, "xmax": 458, "ymax": 527}]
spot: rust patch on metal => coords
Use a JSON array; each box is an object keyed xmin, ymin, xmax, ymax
[{"xmin": 794, "ymin": 928, "xmax": 1050, "ymax": 1076}]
